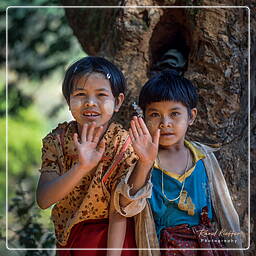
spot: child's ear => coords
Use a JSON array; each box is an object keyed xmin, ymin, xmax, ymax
[
  {"xmin": 114, "ymin": 93, "xmax": 125, "ymax": 112},
  {"xmin": 189, "ymin": 108, "xmax": 197, "ymax": 125}
]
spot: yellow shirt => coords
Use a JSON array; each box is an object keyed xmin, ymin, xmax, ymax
[{"xmin": 154, "ymin": 140, "xmax": 205, "ymax": 182}]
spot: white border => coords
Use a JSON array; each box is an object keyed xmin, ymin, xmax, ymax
[{"xmin": 5, "ymin": 5, "xmax": 250, "ymax": 251}]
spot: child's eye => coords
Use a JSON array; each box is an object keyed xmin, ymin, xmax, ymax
[
  {"xmin": 150, "ymin": 112, "xmax": 160, "ymax": 117},
  {"xmin": 73, "ymin": 92, "xmax": 86, "ymax": 96},
  {"xmin": 98, "ymin": 93, "xmax": 108, "ymax": 97},
  {"xmin": 170, "ymin": 112, "xmax": 180, "ymax": 117},
  {"xmin": 76, "ymin": 93, "xmax": 86, "ymax": 96}
]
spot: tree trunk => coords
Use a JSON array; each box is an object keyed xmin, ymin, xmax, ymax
[{"xmin": 61, "ymin": 0, "xmax": 255, "ymax": 254}]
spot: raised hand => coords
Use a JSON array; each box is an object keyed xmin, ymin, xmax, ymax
[
  {"xmin": 73, "ymin": 122, "xmax": 105, "ymax": 173},
  {"xmin": 129, "ymin": 116, "xmax": 160, "ymax": 165}
]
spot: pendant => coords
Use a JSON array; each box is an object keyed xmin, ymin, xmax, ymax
[
  {"xmin": 177, "ymin": 190, "xmax": 195, "ymax": 216},
  {"xmin": 178, "ymin": 191, "xmax": 188, "ymax": 211}
]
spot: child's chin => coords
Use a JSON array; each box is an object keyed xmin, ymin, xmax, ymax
[
  {"xmin": 159, "ymin": 138, "xmax": 176, "ymax": 147},
  {"xmin": 159, "ymin": 142, "xmax": 173, "ymax": 148}
]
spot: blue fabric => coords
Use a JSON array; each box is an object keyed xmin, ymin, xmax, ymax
[{"xmin": 148, "ymin": 160, "xmax": 213, "ymax": 239}]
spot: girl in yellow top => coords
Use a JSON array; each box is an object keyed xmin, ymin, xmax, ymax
[
  {"xmin": 36, "ymin": 56, "xmax": 143, "ymax": 256},
  {"xmin": 115, "ymin": 70, "xmax": 242, "ymax": 256}
]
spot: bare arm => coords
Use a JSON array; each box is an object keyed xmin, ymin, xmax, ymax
[
  {"xmin": 36, "ymin": 122, "xmax": 105, "ymax": 209},
  {"xmin": 36, "ymin": 164, "xmax": 90, "ymax": 209},
  {"xmin": 119, "ymin": 117, "xmax": 159, "ymax": 207},
  {"xmin": 128, "ymin": 117, "xmax": 159, "ymax": 195},
  {"xmin": 107, "ymin": 192, "xmax": 127, "ymax": 256},
  {"xmin": 127, "ymin": 161, "xmax": 152, "ymax": 194}
]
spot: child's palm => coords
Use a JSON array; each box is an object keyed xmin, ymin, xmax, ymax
[
  {"xmin": 129, "ymin": 117, "xmax": 160, "ymax": 164},
  {"xmin": 132, "ymin": 134, "xmax": 158, "ymax": 163},
  {"xmin": 74, "ymin": 122, "xmax": 105, "ymax": 172},
  {"xmin": 77, "ymin": 141, "xmax": 104, "ymax": 167}
]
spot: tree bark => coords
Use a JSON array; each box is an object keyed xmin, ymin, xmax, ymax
[{"xmin": 61, "ymin": 0, "xmax": 255, "ymax": 254}]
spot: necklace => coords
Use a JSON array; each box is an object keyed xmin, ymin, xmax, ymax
[{"xmin": 158, "ymin": 148, "xmax": 190, "ymax": 202}]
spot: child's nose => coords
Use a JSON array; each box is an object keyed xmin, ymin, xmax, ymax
[
  {"xmin": 160, "ymin": 117, "xmax": 172, "ymax": 128},
  {"xmin": 84, "ymin": 97, "xmax": 97, "ymax": 107}
]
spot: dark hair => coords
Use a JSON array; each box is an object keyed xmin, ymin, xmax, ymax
[
  {"xmin": 138, "ymin": 70, "xmax": 198, "ymax": 114},
  {"xmin": 62, "ymin": 56, "xmax": 126, "ymax": 104}
]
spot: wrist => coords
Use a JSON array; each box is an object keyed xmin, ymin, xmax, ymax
[
  {"xmin": 128, "ymin": 160, "xmax": 153, "ymax": 195},
  {"xmin": 137, "ymin": 159, "xmax": 154, "ymax": 172},
  {"xmin": 73, "ymin": 163, "xmax": 91, "ymax": 175},
  {"xmin": 137, "ymin": 160, "xmax": 154, "ymax": 183}
]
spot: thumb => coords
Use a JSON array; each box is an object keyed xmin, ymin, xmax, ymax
[
  {"xmin": 73, "ymin": 133, "xmax": 80, "ymax": 148},
  {"xmin": 153, "ymin": 129, "xmax": 160, "ymax": 147}
]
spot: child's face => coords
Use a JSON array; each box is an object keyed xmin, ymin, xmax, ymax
[
  {"xmin": 144, "ymin": 101, "xmax": 197, "ymax": 149},
  {"xmin": 69, "ymin": 73, "xmax": 124, "ymax": 130}
]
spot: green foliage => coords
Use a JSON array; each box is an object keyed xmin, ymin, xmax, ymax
[
  {"xmin": 0, "ymin": 70, "xmax": 6, "ymax": 117},
  {"xmin": 0, "ymin": 105, "xmax": 47, "ymax": 214},
  {"xmin": 0, "ymin": 118, "xmax": 6, "ymax": 212},
  {"xmin": 8, "ymin": 179, "xmax": 55, "ymax": 254},
  {"xmin": 1, "ymin": 0, "xmax": 84, "ymax": 118},
  {"xmin": 2, "ymin": 2, "xmax": 80, "ymax": 80},
  {"xmin": 1, "ymin": 83, "xmax": 33, "ymax": 117},
  {"xmin": 7, "ymin": 106, "xmax": 45, "ymax": 176}
]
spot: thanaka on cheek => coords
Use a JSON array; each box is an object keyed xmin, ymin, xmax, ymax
[
  {"xmin": 70, "ymin": 97, "xmax": 83, "ymax": 110},
  {"xmin": 146, "ymin": 120, "xmax": 154, "ymax": 130},
  {"xmin": 103, "ymin": 100, "xmax": 115, "ymax": 115}
]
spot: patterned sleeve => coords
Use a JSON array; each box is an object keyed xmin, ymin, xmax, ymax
[
  {"xmin": 105, "ymin": 142, "xmax": 138, "ymax": 193},
  {"xmin": 39, "ymin": 134, "xmax": 62, "ymax": 175}
]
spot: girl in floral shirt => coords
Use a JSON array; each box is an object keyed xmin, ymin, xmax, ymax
[{"xmin": 36, "ymin": 56, "xmax": 140, "ymax": 256}]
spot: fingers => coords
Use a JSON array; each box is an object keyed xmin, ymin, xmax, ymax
[
  {"xmin": 92, "ymin": 126, "xmax": 104, "ymax": 143},
  {"xmin": 81, "ymin": 122, "xmax": 102, "ymax": 143},
  {"xmin": 153, "ymin": 129, "xmax": 160, "ymax": 147},
  {"xmin": 80, "ymin": 123, "xmax": 88, "ymax": 143},
  {"xmin": 87, "ymin": 122, "xmax": 96, "ymax": 141},
  {"xmin": 73, "ymin": 133, "xmax": 80, "ymax": 148},
  {"xmin": 129, "ymin": 128, "xmax": 135, "ymax": 142},
  {"xmin": 130, "ymin": 119, "xmax": 139, "ymax": 139},
  {"xmin": 133, "ymin": 116, "xmax": 144, "ymax": 136},
  {"xmin": 130, "ymin": 116, "xmax": 151, "ymax": 141},
  {"xmin": 138, "ymin": 117, "xmax": 150, "ymax": 135}
]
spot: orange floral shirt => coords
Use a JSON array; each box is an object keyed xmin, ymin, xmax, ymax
[{"xmin": 39, "ymin": 121, "xmax": 138, "ymax": 246}]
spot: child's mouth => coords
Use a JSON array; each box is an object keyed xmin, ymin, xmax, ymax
[
  {"xmin": 161, "ymin": 133, "xmax": 175, "ymax": 137},
  {"xmin": 83, "ymin": 113, "xmax": 100, "ymax": 117},
  {"xmin": 83, "ymin": 111, "xmax": 100, "ymax": 119}
]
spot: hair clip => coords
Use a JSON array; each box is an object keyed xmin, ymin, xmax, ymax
[
  {"xmin": 106, "ymin": 73, "xmax": 111, "ymax": 79},
  {"xmin": 132, "ymin": 102, "xmax": 143, "ymax": 118},
  {"xmin": 73, "ymin": 65, "xmax": 78, "ymax": 73}
]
